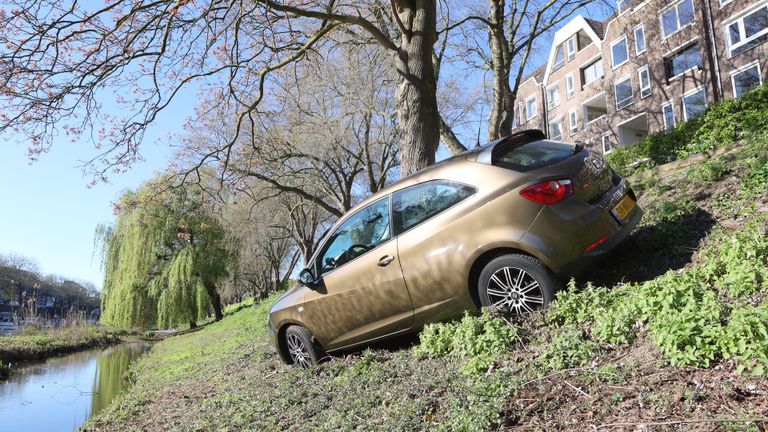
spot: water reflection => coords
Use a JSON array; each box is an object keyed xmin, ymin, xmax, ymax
[{"xmin": 0, "ymin": 342, "xmax": 151, "ymax": 432}]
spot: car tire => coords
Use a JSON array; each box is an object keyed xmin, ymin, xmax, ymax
[
  {"xmin": 478, "ymin": 254, "xmax": 559, "ymax": 315},
  {"xmin": 283, "ymin": 325, "xmax": 324, "ymax": 368}
]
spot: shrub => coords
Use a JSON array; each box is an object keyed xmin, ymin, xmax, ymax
[
  {"xmin": 416, "ymin": 312, "xmax": 517, "ymax": 375},
  {"xmin": 607, "ymin": 83, "xmax": 768, "ymax": 176}
]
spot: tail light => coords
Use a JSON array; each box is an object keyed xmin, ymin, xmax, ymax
[{"xmin": 520, "ymin": 179, "xmax": 574, "ymax": 205}]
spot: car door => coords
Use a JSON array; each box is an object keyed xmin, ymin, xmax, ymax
[
  {"xmin": 303, "ymin": 197, "xmax": 414, "ymax": 350},
  {"xmin": 392, "ymin": 180, "xmax": 479, "ymax": 324}
]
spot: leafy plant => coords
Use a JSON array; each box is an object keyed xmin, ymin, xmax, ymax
[
  {"xmin": 719, "ymin": 303, "xmax": 768, "ymax": 375},
  {"xmin": 546, "ymin": 280, "xmax": 605, "ymax": 327},
  {"xmin": 416, "ymin": 312, "xmax": 517, "ymax": 375},
  {"xmin": 741, "ymin": 152, "xmax": 768, "ymax": 197},
  {"xmin": 698, "ymin": 220, "xmax": 768, "ymax": 298},
  {"xmin": 686, "ymin": 156, "xmax": 731, "ymax": 185},
  {"xmin": 544, "ymin": 218, "xmax": 768, "ymax": 372},
  {"xmin": 539, "ymin": 326, "xmax": 598, "ymax": 371}
]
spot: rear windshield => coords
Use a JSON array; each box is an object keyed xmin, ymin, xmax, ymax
[{"xmin": 493, "ymin": 140, "xmax": 576, "ymax": 171}]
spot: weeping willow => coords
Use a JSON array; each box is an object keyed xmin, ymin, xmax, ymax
[{"xmin": 97, "ymin": 180, "xmax": 230, "ymax": 329}]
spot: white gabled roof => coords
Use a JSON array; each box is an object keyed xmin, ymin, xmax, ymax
[{"xmin": 542, "ymin": 15, "xmax": 604, "ymax": 85}]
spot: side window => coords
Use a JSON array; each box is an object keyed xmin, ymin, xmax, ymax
[
  {"xmin": 317, "ymin": 198, "xmax": 391, "ymax": 275},
  {"xmin": 392, "ymin": 181, "xmax": 476, "ymax": 235}
]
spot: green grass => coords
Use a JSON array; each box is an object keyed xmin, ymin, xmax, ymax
[
  {"xmin": 0, "ymin": 325, "xmax": 122, "ymax": 364},
  {"xmin": 84, "ymin": 139, "xmax": 768, "ymax": 431}
]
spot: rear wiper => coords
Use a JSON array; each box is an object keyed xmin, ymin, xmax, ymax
[{"xmin": 573, "ymin": 143, "xmax": 584, "ymax": 154}]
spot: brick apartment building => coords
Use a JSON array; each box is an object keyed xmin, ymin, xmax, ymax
[{"xmin": 512, "ymin": 0, "xmax": 767, "ymax": 154}]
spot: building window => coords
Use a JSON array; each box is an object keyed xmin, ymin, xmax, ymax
[
  {"xmin": 661, "ymin": 0, "xmax": 695, "ymax": 39},
  {"xmin": 601, "ymin": 134, "xmax": 613, "ymax": 154},
  {"xmin": 683, "ymin": 87, "xmax": 707, "ymax": 120},
  {"xmin": 615, "ymin": 77, "xmax": 634, "ymax": 110},
  {"xmin": 664, "ymin": 42, "xmax": 702, "ymax": 79},
  {"xmin": 662, "ymin": 102, "xmax": 676, "ymax": 130},
  {"xmin": 635, "ymin": 25, "xmax": 646, "ymax": 54},
  {"xmin": 547, "ymin": 83, "xmax": 561, "ymax": 109},
  {"xmin": 519, "ymin": 103, "xmax": 525, "ymax": 124},
  {"xmin": 568, "ymin": 109, "xmax": 578, "ymax": 134},
  {"xmin": 525, "ymin": 96, "xmax": 537, "ymax": 120},
  {"xmin": 553, "ymin": 45, "xmax": 566, "ymax": 71},
  {"xmin": 732, "ymin": 62, "xmax": 762, "ymax": 97},
  {"xmin": 566, "ymin": 73, "xmax": 575, "ymax": 99},
  {"xmin": 549, "ymin": 118, "xmax": 564, "ymax": 140},
  {"xmin": 581, "ymin": 58, "xmax": 604, "ymax": 86},
  {"xmin": 618, "ymin": 0, "xmax": 632, "ymax": 12},
  {"xmin": 638, "ymin": 66, "xmax": 652, "ymax": 98},
  {"xmin": 611, "ymin": 37, "xmax": 629, "ymax": 68},
  {"xmin": 725, "ymin": 4, "xmax": 768, "ymax": 57},
  {"xmin": 567, "ymin": 36, "xmax": 577, "ymax": 61}
]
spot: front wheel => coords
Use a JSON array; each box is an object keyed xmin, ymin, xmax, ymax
[
  {"xmin": 283, "ymin": 325, "xmax": 323, "ymax": 368},
  {"xmin": 478, "ymin": 254, "xmax": 558, "ymax": 315}
]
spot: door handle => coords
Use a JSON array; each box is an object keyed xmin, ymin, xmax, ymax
[{"xmin": 378, "ymin": 255, "xmax": 395, "ymax": 267}]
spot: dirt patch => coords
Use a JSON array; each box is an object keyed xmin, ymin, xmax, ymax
[{"xmin": 500, "ymin": 337, "xmax": 768, "ymax": 431}]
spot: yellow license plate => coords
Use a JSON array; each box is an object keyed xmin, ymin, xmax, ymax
[{"xmin": 612, "ymin": 195, "xmax": 636, "ymax": 223}]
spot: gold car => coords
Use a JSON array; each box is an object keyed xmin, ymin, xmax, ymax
[{"xmin": 269, "ymin": 130, "xmax": 642, "ymax": 367}]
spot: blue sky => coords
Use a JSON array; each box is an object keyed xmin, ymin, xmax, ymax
[{"xmin": 0, "ymin": 116, "xmax": 182, "ymax": 289}]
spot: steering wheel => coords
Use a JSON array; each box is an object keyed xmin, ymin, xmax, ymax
[{"xmin": 347, "ymin": 243, "xmax": 372, "ymax": 258}]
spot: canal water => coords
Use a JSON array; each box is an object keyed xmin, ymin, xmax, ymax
[{"xmin": 0, "ymin": 342, "xmax": 152, "ymax": 432}]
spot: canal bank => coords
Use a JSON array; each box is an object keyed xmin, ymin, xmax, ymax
[
  {"xmin": 0, "ymin": 341, "xmax": 152, "ymax": 432},
  {"xmin": 0, "ymin": 326, "xmax": 124, "ymax": 366}
]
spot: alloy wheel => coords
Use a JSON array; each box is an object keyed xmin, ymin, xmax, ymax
[
  {"xmin": 286, "ymin": 333, "xmax": 312, "ymax": 368},
  {"xmin": 486, "ymin": 266, "xmax": 545, "ymax": 314}
]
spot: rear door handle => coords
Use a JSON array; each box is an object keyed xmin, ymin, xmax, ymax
[{"xmin": 378, "ymin": 255, "xmax": 395, "ymax": 267}]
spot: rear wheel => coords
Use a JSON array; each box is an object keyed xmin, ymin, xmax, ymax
[
  {"xmin": 478, "ymin": 254, "xmax": 558, "ymax": 314},
  {"xmin": 284, "ymin": 325, "xmax": 323, "ymax": 368}
]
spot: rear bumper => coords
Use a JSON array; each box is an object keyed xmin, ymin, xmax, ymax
[
  {"xmin": 521, "ymin": 179, "xmax": 642, "ymax": 278},
  {"xmin": 556, "ymin": 204, "xmax": 642, "ymax": 277}
]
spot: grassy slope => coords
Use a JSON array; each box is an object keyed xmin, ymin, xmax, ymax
[
  {"xmin": 0, "ymin": 326, "xmax": 121, "ymax": 364},
  {"xmin": 85, "ymin": 141, "xmax": 768, "ymax": 431}
]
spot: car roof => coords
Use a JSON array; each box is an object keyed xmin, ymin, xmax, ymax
[{"xmin": 347, "ymin": 129, "xmax": 546, "ymax": 213}]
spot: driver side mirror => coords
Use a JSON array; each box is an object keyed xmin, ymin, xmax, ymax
[{"xmin": 299, "ymin": 268, "xmax": 320, "ymax": 289}]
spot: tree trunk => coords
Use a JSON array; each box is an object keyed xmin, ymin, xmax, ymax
[
  {"xmin": 487, "ymin": 0, "xmax": 515, "ymax": 141},
  {"xmin": 393, "ymin": 0, "xmax": 440, "ymax": 178},
  {"xmin": 203, "ymin": 280, "xmax": 224, "ymax": 321}
]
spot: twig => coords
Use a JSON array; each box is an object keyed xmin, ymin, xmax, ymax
[
  {"xmin": 598, "ymin": 417, "xmax": 768, "ymax": 429},
  {"xmin": 564, "ymin": 380, "xmax": 591, "ymax": 398}
]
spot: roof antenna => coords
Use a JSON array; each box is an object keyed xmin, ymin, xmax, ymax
[{"xmin": 476, "ymin": 103, "xmax": 485, "ymax": 148}]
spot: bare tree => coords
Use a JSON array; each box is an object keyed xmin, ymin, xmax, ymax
[
  {"xmin": 181, "ymin": 40, "xmax": 400, "ymax": 212},
  {"xmin": 435, "ymin": 0, "xmax": 594, "ymax": 146},
  {"xmin": 0, "ymin": 0, "xmax": 445, "ymax": 180},
  {"xmin": 220, "ymin": 193, "xmax": 300, "ymax": 300},
  {"xmin": 0, "ymin": 252, "xmax": 40, "ymax": 274}
]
